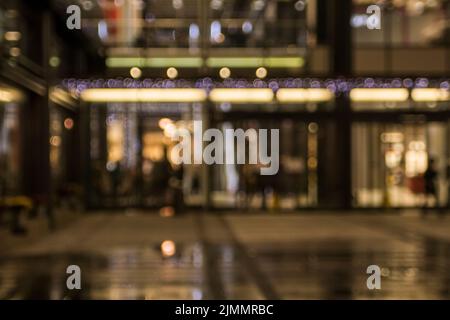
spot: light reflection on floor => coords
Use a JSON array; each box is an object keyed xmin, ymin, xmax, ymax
[{"xmin": 0, "ymin": 212, "xmax": 449, "ymax": 299}]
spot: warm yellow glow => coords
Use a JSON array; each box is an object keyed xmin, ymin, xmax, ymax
[
  {"xmin": 276, "ymin": 88, "xmax": 334, "ymax": 103},
  {"xmin": 107, "ymin": 120, "xmax": 124, "ymax": 163},
  {"xmin": 411, "ymin": 88, "xmax": 450, "ymax": 102},
  {"xmin": 209, "ymin": 88, "xmax": 274, "ymax": 103},
  {"xmin": 50, "ymin": 87, "xmax": 76, "ymax": 107},
  {"xmin": 166, "ymin": 67, "xmax": 178, "ymax": 79},
  {"xmin": 158, "ymin": 118, "xmax": 172, "ymax": 130},
  {"xmin": 130, "ymin": 67, "xmax": 142, "ymax": 79},
  {"xmin": 0, "ymin": 89, "xmax": 15, "ymax": 102},
  {"xmin": 4, "ymin": 31, "xmax": 21, "ymax": 41},
  {"xmin": 350, "ymin": 88, "xmax": 409, "ymax": 102},
  {"xmin": 381, "ymin": 132, "xmax": 404, "ymax": 143},
  {"xmin": 49, "ymin": 136, "xmax": 62, "ymax": 147},
  {"xmin": 161, "ymin": 240, "xmax": 176, "ymax": 257},
  {"xmin": 81, "ymin": 88, "xmax": 207, "ymax": 102},
  {"xmin": 0, "ymin": 87, "xmax": 23, "ymax": 103},
  {"xmin": 9, "ymin": 47, "xmax": 20, "ymax": 57},
  {"xmin": 255, "ymin": 67, "xmax": 268, "ymax": 79},
  {"xmin": 219, "ymin": 67, "xmax": 231, "ymax": 79},
  {"xmin": 159, "ymin": 206, "xmax": 175, "ymax": 218},
  {"xmin": 163, "ymin": 123, "xmax": 177, "ymax": 138}
]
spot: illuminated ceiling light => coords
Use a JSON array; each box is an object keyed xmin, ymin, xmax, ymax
[
  {"xmin": 49, "ymin": 136, "xmax": 62, "ymax": 147},
  {"xmin": 252, "ymin": 0, "xmax": 265, "ymax": 11},
  {"xmin": 166, "ymin": 67, "xmax": 178, "ymax": 79},
  {"xmin": 411, "ymin": 88, "xmax": 450, "ymax": 102},
  {"xmin": 189, "ymin": 23, "xmax": 200, "ymax": 40},
  {"xmin": 0, "ymin": 87, "xmax": 23, "ymax": 103},
  {"xmin": 206, "ymin": 57, "xmax": 304, "ymax": 68},
  {"xmin": 350, "ymin": 88, "xmax": 409, "ymax": 102},
  {"xmin": 9, "ymin": 47, "xmax": 21, "ymax": 57},
  {"xmin": 207, "ymin": 57, "xmax": 262, "ymax": 68},
  {"xmin": 264, "ymin": 57, "xmax": 304, "ymax": 68},
  {"xmin": 172, "ymin": 0, "xmax": 183, "ymax": 10},
  {"xmin": 81, "ymin": 0, "xmax": 93, "ymax": 10},
  {"xmin": 351, "ymin": 14, "xmax": 368, "ymax": 28},
  {"xmin": 255, "ymin": 67, "xmax": 268, "ymax": 79},
  {"xmin": 49, "ymin": 56, "xmax": 61, "ymax": 68},
  {"xmin": 98, "ymin": 20, "xmax": 108, "ymax": 40},
  {"xmin": 80, "ymin": 88, "xmax": 207, "ymax": 103},
  {"xmin": 106, "ymin": 57, "xmax": 203, "ymax": 68},
  {"xmin": 4, "ymin": 31, "xmax": 21, "ymax": 42},
  {"xmin": 242, "ymin": 21, "xmax": 253, "ymax": 34},
  {"xmin": 64, "ymin": 118, "xmax": 74, "ymax": 130},
  {"xmin": 215, "ymin": 33, "xmax": 225, "ymax": 44},
  {"xmin": 0, "ymin": 90, "xmax": 13, "ymax": 102},
  {"xmin": 106, "ymin": 57, "xmax": 303, "ymax": 69},
  {"xmin": 209, "ymin": 88, "xmax": 274, "ymax": 103},
  {"xmin": 106, "ymin": 57, "xmax": 144, "ymax": 68},
  {"xmin": 148, "ymin": 57, "xmax": 202, "ymax": 68},
  {"xmin": 161, "ymin": 240, "xmax": 176, "ymax": 258},
  {"xmin": 159, "ymin": 206, "xmax": 175, "ymax": 217},
  {"xmin": 381, "ymin": 132, "xmax": 404, "ymax": 144},
  {"xmin": 130, "ymin": 67, "xmax": 142, "ymax": 79},
  {"xmin": 276, "ymin": 88, "xmax": 334, "ymax": 103},
  {"xmin": 49, "ymin": 87, "xmax": 77, "ymax": 109},
  {"xmin": 294, "ymin": 0, "xmax": 306, "ymax": 11},
  {"xmin": 210, "ymin": 0, "xmax": 223, "ymax": 10},
  {"xmin": 210, "ymin": 20, "xmax": 222, "ymax": 42},
  {"xmin": 219, "ymin": 67, "xmax": 231, "ymax": 79}
]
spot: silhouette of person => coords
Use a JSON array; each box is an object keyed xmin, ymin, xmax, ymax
[{"xmin": 424, "ymin": 158, "xmax": 438, "ymax": 210}]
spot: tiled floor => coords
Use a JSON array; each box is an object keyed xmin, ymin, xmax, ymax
[{"xmin": 1, "ymin": 211, "xmax": 450, "ymax": 299}]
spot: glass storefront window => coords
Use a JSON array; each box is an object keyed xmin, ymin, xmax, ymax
[
  {"xmin": 88, "ymin": 102, "xmax": 204, "ymax": 208},
  {"xmin": 352, "ymin": 121, "xmax": 449, "ymax": 208},
  {"xmin": 210, "ymin": 118, "xmax": 338, "ymax": 210}
]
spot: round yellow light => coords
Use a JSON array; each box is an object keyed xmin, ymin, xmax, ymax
[
  {"xmin": 49, "ymin": 56, "xmax": 61, "ymax": 68},
  {"xmin": 256, "ymin": 67, "xmax": 267, "ymax": 79},
  {"xmin": 9, "ymin": 47, "xmax": 21, "ymax": 57},
  {"xmin": 219, "ymin": 67, "xmax": 231, "ymax": 79},
  {"xmin": 161, "ymin": 240, "xmax": 176, "ymax": 257},
  {"xmin": 130, "ymin": 67, "xmax": 142, "ymax": 79},
  {"xmin": 166, "ymin": 67, "xmax": 178, "ymax": 79}
]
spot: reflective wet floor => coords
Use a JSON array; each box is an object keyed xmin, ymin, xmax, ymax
[{"xmin": 1, "ymin": 212, "xmax": 450, "ymax": 299}]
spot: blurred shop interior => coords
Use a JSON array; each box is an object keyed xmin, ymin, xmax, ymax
[{"xmin": 0, "ymin": 0, "xmax": 449, "ymax": 228}]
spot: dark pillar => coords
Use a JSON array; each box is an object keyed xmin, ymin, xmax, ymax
[
  {"xmin": 329, "ymin": 0, "xmax": 353, "ymax": 209},
  {"xmin": 42, "ymin": 10, "xmax": 54, "ymax": 227}
]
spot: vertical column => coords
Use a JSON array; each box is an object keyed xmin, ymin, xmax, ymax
[
  {"xmin": 329, "ymin": 0, "xmax": 353, "ymax": 209},
  {"xmin": 42, "ymin": 10, "xmax": 54, "ymax": 227},
  {"xmin": 80, "ymin": 101, "xmax": 91, "ymax": 210},
  {"xmin": 199, "ymin": 101, "xmax": 212, "ymax": 211}
]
